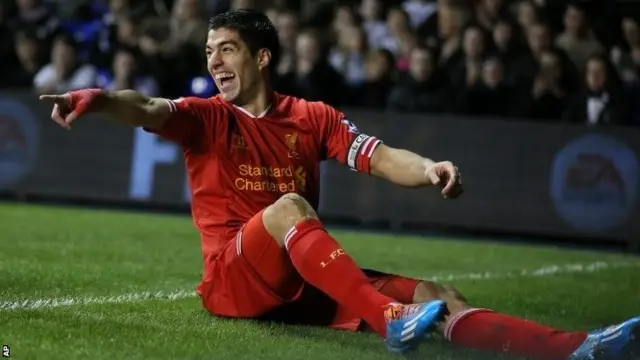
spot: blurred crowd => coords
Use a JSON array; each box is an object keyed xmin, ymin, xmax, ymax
[{"xmin": 1, "ymin": 0, "xmax": 640, "ymax": 126}]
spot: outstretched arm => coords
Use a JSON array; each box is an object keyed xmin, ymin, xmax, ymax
[
  {"xmin": 40, "ymin": 89, "xmax": 212, "ymax": 147},
  {"xmin": 40, "ymin": 89, "xmax": 172, "ymax": 130},
  {"xmin": 370, "ymin": 144, "xmax": 462, "ymax": 198},
  {"xmin": 316, "ymin": 101, "xmax": 463, "ymax": 199}
]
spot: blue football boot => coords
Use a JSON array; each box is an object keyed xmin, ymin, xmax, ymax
[
  {"xmin": 569, "ymin": 316, "xmax": 640, "ymax": 359},
  {"xmin": 384, "ymin": 300, "xmax": 448, "ymax": 353}
]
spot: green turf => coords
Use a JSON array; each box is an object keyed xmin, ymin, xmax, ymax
[{"xmin": 1, "ymin": 202, "xmax": 638, "ymax": 360}]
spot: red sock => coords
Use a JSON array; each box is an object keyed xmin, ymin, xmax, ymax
[
  {"xmin": 284, "ymin": 219, "xmax": 395, "ymax": 337},
  {"xmin": 444, "ymin": 309, "xmax": 588, "ymax": 360}
]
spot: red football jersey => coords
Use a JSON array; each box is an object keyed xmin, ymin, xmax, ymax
[{"xmin": 145, "ymin": 92, "xmax": 382, "ymax": 260}]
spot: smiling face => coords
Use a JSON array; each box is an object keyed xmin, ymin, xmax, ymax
[{"xmin": 205, "ymin": 27, "xmax": 271, "ymax": 103}]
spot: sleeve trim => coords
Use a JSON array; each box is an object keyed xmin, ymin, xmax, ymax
[{"xmin": 163, "ymin": 98, "xmax": 177, "ymax": 113}]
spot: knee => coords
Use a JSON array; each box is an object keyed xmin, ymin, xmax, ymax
[
  {"xmin": 262, "ymin": 193, "xmax": 319, "ymax": 244},
  {"xmin": 413, "ymin": 281, "xmax": 470, "ymax": 315}
]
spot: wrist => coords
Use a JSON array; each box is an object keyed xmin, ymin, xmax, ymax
[
  {"xmin": 422, "ymin": 158, "xmax": 436, "ymax": 169},
  {"xmin": 68, "ymin": 88, "xmax": 105, "ymax": 112},
  {"xmin": 422, "ymin": 158, "xmax": 436, "ymax": 185}
]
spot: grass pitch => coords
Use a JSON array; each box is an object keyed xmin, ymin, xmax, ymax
[{"xmin": 1, "ymin": 202, "xmax": 639, "ymax": 359}]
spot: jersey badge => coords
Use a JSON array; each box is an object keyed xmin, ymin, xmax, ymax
[
  {"xmin": 285, "ymin": 132, "xmax": 300, "ymax": 159},
  {"xmin": 341, "ymin": 119, "xmax": 360, "ymax": 134}
]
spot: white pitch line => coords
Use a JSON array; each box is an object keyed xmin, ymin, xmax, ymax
[
  {"xmin": 0, "ymin": 261, "xmax": 637, "ymax": 312},
  {"xmin": 425, "ymin": 261, "xmax": 639, "ymax": 282},
  {"xmin": 0, "ymin": 290, "xmax": 197, "ymax": 311}
]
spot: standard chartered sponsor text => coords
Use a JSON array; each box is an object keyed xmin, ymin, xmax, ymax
[{"xmin": 235, "ymin": 164, "xmax": 305, "ymax": 192}]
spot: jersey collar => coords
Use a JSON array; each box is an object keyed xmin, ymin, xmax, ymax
[
  {"xmin": 232, "ymin": 104, "xmax": 272, "ymax": 118},
  {"xmin": 231, "ymin": 91, "xmax": 280, "ymax": 119}
]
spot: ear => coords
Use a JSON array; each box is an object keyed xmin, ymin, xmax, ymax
[{"xmin": 256, "ymin": 48, "xmax": 272, "ymax": 70}]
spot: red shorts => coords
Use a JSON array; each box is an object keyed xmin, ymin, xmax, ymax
[{"xmin": 197, "ymin": 210, "xmax": 420, "ymax": 331}]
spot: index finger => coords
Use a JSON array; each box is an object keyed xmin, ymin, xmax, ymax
[
  {"xmin": 39, "ymin": 94, "xmax": 66, "ymax": 103},
  {"xmin": 441, "ymin": 166, "xmax": 459, "ymax": 195}
]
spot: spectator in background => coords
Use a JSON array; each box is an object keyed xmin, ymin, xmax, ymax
[
  {"xmin": 394, "ymin": 31, "xmax": 418, "ymax": 71},
  {"xmin": 92, "ymin": 14, "xmax": 141, "ymax": 69},
  {"xmin": 474, "ymin": 0, "xmax": 504, "ymax": 35},
  {"xmin": 357, "ymin": 49, "xmax": 396, "ymax": 109},
  {"xmin": 387, "ymin": 46, "xmax": 446, "ymax": 113},
  {"xmin": 329, "ymin": 25, "xmax": 367, "ymax": 88},
  {"xmin": 137, "ymin": 0, "xmax": 206, "ymax": 63},
  {"xmin": 9, "ymin": 0, "xmax": 59, "ymax": 40},
  {"xmin": 380, "ymin": 7, "xmax": 412, "ymax": 55},
  {"xmin": 611, "ymin": 16, "xmax": 640, "ymax": 85},
  {"xmin": 450, "ymin": 25, "xmax": 486, "ymax": 90},
  {"xmin": 90, "ymin": 0, "xmax": 133, "ymax": 65},
  {"xmin": 331, "ymin": 5, "xmax": 359, "ymax": 37},
  {"xmin": 417, "ymin": 0, "xmax": 458, "ymax": 46},
  {"xmin": 274, "ymin": 10, "xmax": 299, "ymax": 80},
  {"xmin": 491, "ymin": 20, "xmax": 522, "ymax": 85},
  {"xmin": 456, "ymin": 56, "xmax": 516, "ymax": 117},
  {"xmin": 33, "ymin": 34, "xmax": 96, "ymax": 94},
  {"xmin": 284, "ymin": 29, "xmax": 345, "ymax": 105},
  {"xmin": 434, "ymin": 5, "xmax": 466, "ymax": 72},
  {"xmin": 172, "ymin": 0, "xmax": 209, "ymax": 79},
  {"xmin": 99, "ymin": 48, "xmax": 158, "ymax": 96},
  {"xmin": 563, "ymin": 54, "xmax": 631, "ymax": 126},
  {"xmin": 359, "ymin": 0, "xmax": 388, "ymax": 50},
  {"xmin": 493, "ymin": 20, "xmax": 515, "ymax": 57},
  {"xmin": 114, "ymin": 15, "xmax": 140, "ymax": 51},
  {"xmin": 3, "ymin": 28, "xmax": 45, "ymax": 88},
  {"xmin": 515, "ymin": 0, "xmax": 540, "ymax": 36},
  {"xmin": 555, "ymin": 4, "xmax": 603, "ymax": 74},
  {"xmin": 527, "ymin": 49, "xmax": 571, "ymax": 120},
  {"xmin": 101, "ymin": 0, "xmax": 131, "ymax": 29},
  {"xmin": 513, "ymin": 22, "xmax": 575, "ymax": 89},
  {"xmin": 169, "ymin": 0, "xmax": 209, "ymax": 83},
  {"xmin": 166, "ymin": 0, "xmax": 208, "ymax": 53},
  {"xmin": 135, "ymin": 0, "xmax": 207, "ymax": 98},
  {"xmin": 402, "ymin": 0, "xmax": 437, "ymax": 30}
]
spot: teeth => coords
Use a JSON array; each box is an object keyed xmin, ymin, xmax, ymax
[{"xmin": 215, "ymin": 72, "xmax": 234, "ymax": 80}]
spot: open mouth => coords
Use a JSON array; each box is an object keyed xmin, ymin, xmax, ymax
[{"xmin": 214, "ymin": 72, "xmax": 236, "ymax": 90}]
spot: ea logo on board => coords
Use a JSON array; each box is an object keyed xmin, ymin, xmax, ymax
[
  {"xmin": 0, "ymin": 100, "xmax": 39, "ymax": 189},
  {"xmin": 550, "ymin": 134, "xmax": 639, "ymax": 232}
]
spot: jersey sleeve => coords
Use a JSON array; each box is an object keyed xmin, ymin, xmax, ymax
[
  {"xmin": 316, "ymin": 103, "xmax": 383, "ymax": 174},
  {"xmin": 144, "ymin": 97, "xmax": 216, "ymax": 148}
]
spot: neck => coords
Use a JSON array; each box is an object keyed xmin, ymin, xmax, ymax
[{"xmin": 235, "ymin": 81, "xmax": 273, "ymax": 117}]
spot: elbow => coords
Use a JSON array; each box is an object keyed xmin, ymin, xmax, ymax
[
  {"xmin": 103, "ymin": 90, "xmax": 165, "ymax": 128},
  {"xmin": 137, "ymin": 96, "xmax": 167, "ymax": 129}
]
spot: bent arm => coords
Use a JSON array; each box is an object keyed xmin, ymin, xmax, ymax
[
  {"xmin": 94, "ymin": 90, "xmax": 172, "ymax": 129},
  {"xmin": 370, "ymin": 144, "xmax": 436, "ymax": 188}
]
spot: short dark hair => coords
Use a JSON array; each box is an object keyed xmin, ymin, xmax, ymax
[{"xmin": 209, "ymin": 9, "xmax": 280, "ymax": 71}]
